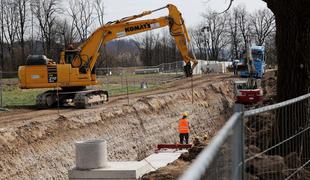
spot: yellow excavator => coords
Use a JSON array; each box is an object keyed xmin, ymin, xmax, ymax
[{"xmin": 18, "ymin": 4, "xmax": 198, "ymax": 108}]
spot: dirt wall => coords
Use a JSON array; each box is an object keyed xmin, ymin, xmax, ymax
[{"xmin": 0, "ymin": 80, "xmax": 234, "ymax": 179}]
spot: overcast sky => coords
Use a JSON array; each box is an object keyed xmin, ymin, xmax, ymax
[{"xmin": 103, "ymin": 0, "xmax": 268, "ymax": 27}]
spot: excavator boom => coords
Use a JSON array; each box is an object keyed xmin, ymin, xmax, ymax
[{"xmin": 66, "ymin": 4, "xmax": 197, "ymax": 77}]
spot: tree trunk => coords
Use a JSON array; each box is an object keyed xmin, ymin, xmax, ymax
[
  {"xmin": 268, "ymin": 1, "xmax": 310, "ymax": 101},
  {"xmin": 265, "ymin": 0, "xmax": 310, "ymax": 159}
]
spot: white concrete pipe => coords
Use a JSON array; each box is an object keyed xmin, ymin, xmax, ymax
[{"xmin": 75, "ymin": 139, "xmax": 108, "ymax": 169}]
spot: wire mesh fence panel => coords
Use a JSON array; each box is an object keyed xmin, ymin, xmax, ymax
[
  {"xmin": 0, "ymin": 62, "xmax": 185, "ymax": 107},
  {"xmin": 202, "ymin": 136, "xmax": 234, "ymax": 180},
  {"xmin": 203, "ymin": 115, "xmax": 244, "ymax": 180},
  {"xmin": 244, "ymin": 95, "xmax": 310, "ymax": 180},
  {"xmin": 96, "ymin": 62, "xmax": 185, "ymax": 97},
  {"xmin": 2, "ymin": 71, "xmax": 18, "ymax": 78},
  {"xmin": 181, "ymin": 93, "xmax": 310, "ymax": 180},
  {"xmin": 180, "ymin": 113, "xmax": 244, "ymax": 180}
]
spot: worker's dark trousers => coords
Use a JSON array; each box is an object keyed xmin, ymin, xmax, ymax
[
  {"xmin": 234, "ymin": 67, "xmax": 238, "ymax": 75},
  {"xmin": 179, "ymin": 133, "xmax": 189, "ymax": 144}
]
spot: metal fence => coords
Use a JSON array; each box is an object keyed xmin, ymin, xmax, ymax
[
  {"xmin": 0, "ymin": 62, "xmax": 185, "ymax": 107},
  {"xmin": 180, "ymin": 93, "xmax": 310, "ymax": 180},
  {"xmin": 95, "ymin": 62, "xmax": 184, "ymax": 97}
]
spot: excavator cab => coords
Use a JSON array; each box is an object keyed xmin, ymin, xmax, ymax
[
  {"xmin": 64, "ymin": 50, "xmax": 78, "ymax": 65},
  {"xmin": 60, "ymin": 49, "xmax": 82, "ymax": 68}
]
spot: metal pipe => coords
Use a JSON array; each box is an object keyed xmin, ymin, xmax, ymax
[
  {"xmin": 244, "ymin": 93, "xmax": 310, "ymax": 117},
  {"xmin": 150, "ymin": 5, "xmax": 168, "ymax": 13}
]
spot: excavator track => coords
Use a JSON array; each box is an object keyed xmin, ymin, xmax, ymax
[
  {"xmin": 36, "ymin": 89, "xmax": 108, "ymax": 109},
  {"xmin": 74, "ymin": 90, "xmax": 109, "ymax": 108}
]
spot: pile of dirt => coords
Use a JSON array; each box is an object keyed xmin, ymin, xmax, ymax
[
  {"xmin": 0, "ymin": 75, "xmax": 235, "ymax": 179},
  {"xmin": 261, "ymin": 70, "xmax": 277, "ymax": 105},
  {"xmin": 178, "ymin": 138, "xmax": 206, "ymax": 161},
  {"xmin": 245, "ymin": 146, "xmax": 310, "ymax": 179}
]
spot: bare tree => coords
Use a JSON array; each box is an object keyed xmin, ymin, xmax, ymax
[
  {"xmin": 0, "ymin": 0, "xmax": 5, "ymax": 70},
  {"xmin": 250, "ymin": 8, "xmax": 275, "ymax": 45},
  {"xmin": 202, "ymin": 11, "xmax": 229, "ymax": 60},
  {"xmin": 264, "ymin": 33, "xmax": 276, "ymax": 66},
  {"xmin": 134, "ymin": 32, "xmax": 160, "ymax": 66},
  {"xmin": 158, "ymin": 29, "xmax": 168, "ymax": 63},
  {"xmin": 93, "ymin": 0, "xmax": 105, "ymax": 26},
  {"xmin": 68, "ymin": 0, "xmax": 94, "ymax": 41},
  {"xmin": 228, "ymin": 8, "xmax": 242, "ymax": 59},
  {"xmin": 31, "ymin": 0, "xmax": 60, "ymax": 57},
  {"xmin": 16, "ymin": 0, "xmax": 28, "ymax": 63},
  {"xmin": 189, "ymin": 25, "xmax": 207, "ymax": 60},
  {"xmin": 55, "ymin": 19, "xmax": 77, "ymax": 49},
  {"xmin": 237, "ymin": 6, "xmax": 251, "ymax": 50},
  {"xmin": 92, "ymin": 0, "xmax": 106, "ymax": 68},
  {"xmin": 3, "ymin": 0, "xmax": 19, "ymax": 67}
]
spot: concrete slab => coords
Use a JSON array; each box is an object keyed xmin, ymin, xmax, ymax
[
  {"xmin": 68, "ymin": 150, "xmax": 188, "ymax": 180},
  {"xmin": 69, "ymin": 161, "xmax": 153, "ymax": 180},
  {"xmin": 143, "ymin": 149, "xmax": 187, "ymax": 169}
]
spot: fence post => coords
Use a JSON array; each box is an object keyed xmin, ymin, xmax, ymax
[
  {"xmin": 125, "ymin": 73, "xmax": 129, "ymax": 105},
  {"xmin": 0, "ymin": 70, "xmax": 2, "ymax": 107},
  {"xmin": 232, "ymin": 103, "xmax": 245, "ymax": 180},
  {"xmin": 106, "ymin": 69, "xmax": 110, "ymax": 95}
]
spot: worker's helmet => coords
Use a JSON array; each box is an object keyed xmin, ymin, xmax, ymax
[{"xmin": 182, "ymin": 112, "xmax": 189, "ymax": 117}]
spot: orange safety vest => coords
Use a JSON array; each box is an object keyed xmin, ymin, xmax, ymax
[{"xmin": 179, "ymin": 118, "xmax": 189, "ymax": 133}]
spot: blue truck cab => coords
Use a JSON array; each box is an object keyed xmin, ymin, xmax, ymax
[{"xmin": 240, "ymin": 46, "xmax": 265, "ymax": 78}]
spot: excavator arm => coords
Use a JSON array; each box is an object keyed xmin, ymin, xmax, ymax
[{"xmin": 62, "ymin": 4, "xmax": 197, "ymax": 77}]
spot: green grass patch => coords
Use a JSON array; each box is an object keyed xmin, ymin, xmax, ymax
[
  {"xmin": 2, "ymin": 87, "xmax": 45, "ymax": 107},
  {"xmin": 0, "ymin": 84, "xmax": 158, "ymax": 107},
  {"xmin": 104, "ymin": 84, "xmax": 157, "ymax": 96}
]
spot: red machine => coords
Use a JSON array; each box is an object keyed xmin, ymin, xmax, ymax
[
  {"xmin": 155, "ymin": 144, "xmax": 193, "ymax": 153},
  {"xmin": 234, "ymin": 80, "xmax": 263, "ymax": 104}
]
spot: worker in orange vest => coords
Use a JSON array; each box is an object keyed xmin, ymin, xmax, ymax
[{"xmin": 179, "ymin": 112, "xmax": 190, "ymax": 144}]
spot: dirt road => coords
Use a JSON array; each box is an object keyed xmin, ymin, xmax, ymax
[{"xmin": 0, "ymin": 74, "xmax": 233, "ymax": 128}]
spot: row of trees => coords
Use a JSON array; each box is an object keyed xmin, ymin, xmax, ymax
[
  {"xmin": 190, "ymin": 6, "xmax": 275, "ymax": 62},
  {"xmin": 0, "ymin": 0, "xmax": 104, "ymax": 71},
  {"xmin": 132, "ymin": 6, "xmax": 276, "ymax": 67},
  {"xmin": 0, "ymin": 0, "xmax": 275, "ymax": 71}
]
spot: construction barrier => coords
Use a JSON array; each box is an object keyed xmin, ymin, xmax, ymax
[{"xmin": 180, "ymin": 93, "xmax": 310, "ymax": 180}]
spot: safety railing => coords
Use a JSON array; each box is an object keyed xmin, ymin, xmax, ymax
[{"xmin": 180, "ymin": 93, "xmax": 310, "ymax": 180}]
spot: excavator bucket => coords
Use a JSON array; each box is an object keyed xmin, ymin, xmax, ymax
[{"xmin": 183, "ymin": 63, "xmax": 193, "ymax": 77}]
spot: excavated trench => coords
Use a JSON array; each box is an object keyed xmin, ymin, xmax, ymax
[{"xmin": 0, "ymin": 80, "xmax": 235, "ymax": 179}]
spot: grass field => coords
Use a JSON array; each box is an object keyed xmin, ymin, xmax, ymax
[
  {"xmin": 1, "ymin": 84, "xmax": 159, "ymax": 107},
  {"xmin": 0, "ymin": 73, "xmax": 176, "ymax": 107},
  {"xmin": 3, "ymin": 88, "xmax": 45, "ymax": 106}
]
